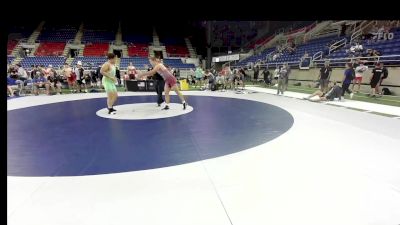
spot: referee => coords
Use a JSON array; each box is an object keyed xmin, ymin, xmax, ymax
[{"xmin": 149, "ymin": 66, "xmax": 165, "ymax": 106}]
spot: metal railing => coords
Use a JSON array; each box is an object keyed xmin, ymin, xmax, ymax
[
  {"xmin": 231, "ymin": 54, "xmax": 400, "ymax": 69},
  {"xmin": 350, "ymin": 20, "xmax": 376, "ymax": 45},
  {"xmin": 329, "ymin": 38, "xmax": 347, "ymax": 54},
  {"xmin": 313, "ymin": 51, "xmax": 323, "ymax": 61},
  {"xmin": 312, "ymin": 54, "xmax": 400, "ymax": 67}
]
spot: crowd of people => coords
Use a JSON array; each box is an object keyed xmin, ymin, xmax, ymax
[
  {"xmin": 7, "ymin": 57, "xmax": 391, "ymax": 101},
  {"xmin": 304, "ymin": 59, "xmax": 389, "ymax": 102},
  {"xmin": 6, "ymin": 61, "xmax": 107, "ymax": 97},
  {"xmin": 6, "ymin": 59, "xmax": 185, "ymax": 97}
]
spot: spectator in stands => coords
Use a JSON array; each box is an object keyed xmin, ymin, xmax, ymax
[
  {"xmin": 205, "ymin": 70, "xmax": 215, "ymax": 90},
  {"xmin": 303, "ymin": 81, "xmax": 342, "ymax": 102},
  {"xmin": 176, "ymin": 69, "xmax": 180, "ymax": 79},
  {"xmin": 215, "ymin": 72, "xmax": 226, "ymax": 90},
  {"xmin": 352, "ymin": 60, "xmax": 368, "ymax": 93},
  {"xmin": 318, "ymin": 61, "xmax": 332, "ymax": 93},
  {"xmin": 340, "ymin": 23, "xmax": 347, "ymax": 36},
  {"xmin": 7, "ymin": 76, "xmax": 22, "ymax": 97},
  {"xmin": 127, "ymin": 62, "xmax": 136, "ymax": 79},
  {"xmin": 28, "ymin": 65, "xmax": 35, "ymax": 79},
  {"xmin": 272, "ymin": 51, "xmax": 280, "ymax": 61},
  {"xmin": 32, "ymin": 73, "xmax": 50, "ymax": 95},
  {"xmin": 373, "ymin": 49, "xmax": 381, "ymax": 57},
  {"xmin": 287, "ymin": 41, "xmax": 296, "ymax": 54},
  {"xmin": 74, "ymin": 61, "xmax": 85, "ymax": 92},
  {"xmin": 30, "ymin": 65, "xmax": 38, "ymax": 79},
  {"xmin": 47, "ymin": 69, "xmax": 63, "ymax": 95},
  {"xmin": 277, "ymin": 64, "xmax": 288, "ymax": 95},
  {"xmin": 341, "ymin": 63, "xmax": 354, "ymax": 99},
  {"xmin": 377, "ymin": 25, "xmax": 385, "ymax": 41},
  {"xmin": 63, "ymin": 63, "xmax": 77, "ymax": 93},
  {"xmin": 301, "ymin": 51, "xmax": 309, "ymax": 61},
  {"xmin": 234, "ymin": 69, "xmax": 245, "ymax": 90},
  {"xmin": 16, "ymin": 64, "xmax": 28, "ymax": 81}
]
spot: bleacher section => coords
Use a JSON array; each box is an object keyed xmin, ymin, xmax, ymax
[
  {"xmin": 123, "ymin": 34, "xmax": 152, "ymax": 44},
  {"xmin": 161, "ymin": 37, "xmax": 186, "ymax": 45},
  {"xmin": 119, "ymin": 57, "xmax": 150, "ymax": 69},
  {"xmin": 20, "ymin": 56, "xmax": 66, "ymax": 68},
  {"xmin": 165, "ymin": 45, "xmax": 189, "ymax": 57},
  {"xmin": 236, "ymin": 48, "xmax": 275, "ymax": 67},
  {"xmin": 72, "ymin": 57, "xmax": 107, "ymax": 67},
  {"xmin": 237, "ymin": 35, "xmax": 344, "ymax": 67},
  {"xmin": 8, "ymin": 23, "xmax": 36, "ymax": 40},
  {"xmin": 82, "ymin": 30, "xmax": 115, "ymax": 42},
  {"xmin": 37, "ymin": 24, "xmax": 78, "ymax": 42},
  {"xmin": 35, "ymin": 42, "xmax": 66, "ymax": 56},
  {"xmin": 83, "ymin": 43, "xmax": 109, "ymax": 56},
  {"xmin": 163, "ymin": 59, "xmax": 195, "ymax": 69},
  {"xmin": 119, "ymin": 57, "xmax": 195, "ymax": 70},
  {"xmin": 8, "ymin": 56, "xmax": 15, "ymax": 64},
  {"xmin": 277, "ymin": 35, "xmax": 343, "ymax": 63},
  {"xmin": 329, "ymin": 28, "xmax": 400, "ymax": 60},
  {"xmin": 128, "ymin": 43, "xmax": 149, "ymax": 57},
  {"xmin": 7, "ymin": 40, "xmax": 18, "ymax": 55}
]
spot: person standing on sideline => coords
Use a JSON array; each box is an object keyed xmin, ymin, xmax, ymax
[
  {"xmin": 194, "ymin": 66, "xmax": 204, "ymax": 88},
  {"xmin": 284, "ymin": 63, "xmax": 291, "ymax": 91},
  {"xmin": 277, "ymin": 64, "xmax": 288, "ymax": 95},
  {"xmin": 253, "ymin": 65, "xmax": 259, "ymax": 84},
  {"xmin": 262, "ymin": 68, "xmax": 271, "ymax": 87},
  {"xmin": 74, "ymin": 61, "xmax": 85, "ymax": 93},
  {"xmin": 369, "ymin": 62, "xmax": 388, "ymax": 97},
  {"xmin": 377, "ymin": 62, "xmax": 389, "ymax": 95},
  {"xmin": 341, "ymin": 63, "xmax": 354, "ymax": 99},
  {"xmin": 100, "ymin": 53, "xmax": 119, "ymax": 115},
  {"xmin": 318, "ymin": 61, "xmax": 332, "ymax": 93},
  {"xmin": 352, "ymin": 60, "xmax": 368, "ymax": 93}
]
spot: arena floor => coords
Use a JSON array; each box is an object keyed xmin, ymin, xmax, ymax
[{"xmin": 7, "ymin": 90, "xmax": 400, "ymax": 225}]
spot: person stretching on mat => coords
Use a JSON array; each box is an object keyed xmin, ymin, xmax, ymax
[
  {"xmin": 101, "ymin": 53, "xmax": 118, "ymax": 114},
  {"xmin": 137, "ymin": 57, "xmax": 187, "ymax": 110}
]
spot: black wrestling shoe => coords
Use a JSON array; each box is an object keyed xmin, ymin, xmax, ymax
[
  {"xmin": 183, "ymin": 102, "xmax": 186, "ymax": 110},
  {"xmin": 108, "ymin": 108, "xmax": 116, "ymax": 115},
  {"xmin": 162, "ymin": 105, "xmax": 169, "ymax": 110}
]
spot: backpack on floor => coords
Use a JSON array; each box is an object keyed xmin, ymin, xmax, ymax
[
  {"xmin": 382, "ymin": 87, "xmax": 391, "ymax": 95},
  {"xmin": 293, "ymin": 82, "xmax": 301, "ymax": 86},
  {"xmin": 211, "ymin": 83, "xmax": 217, "ymax": 91}
]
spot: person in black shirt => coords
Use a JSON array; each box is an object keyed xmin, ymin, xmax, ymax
[
  {"xmin": 262, "ymin": 69, "xmax": 271, "ymax": 87},
  {"xmin": 115, "ymin": 66, "xmax": 121, "ymax": 86},
  {"xmin": 95, "ymin": 64, "xmax": 102, "ymax": 88},
  {"xmin": 149, "ymin": 67, "xmax": 165, "ymax": 106},
  {"xmin": 318, "ymin": 62, "xmax": 332, "ymax": 93},
  {"xmin": 253, "ymin": 65, "xmax": 259, "ymax": 82},
  {"xmin": 369, "ymin": 62, "xmax": 388, "ymax": 97}
]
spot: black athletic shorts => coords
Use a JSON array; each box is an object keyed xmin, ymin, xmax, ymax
[{"xmin": 370, "ymin": 79, "xmax": 380, "ymax": 88}]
